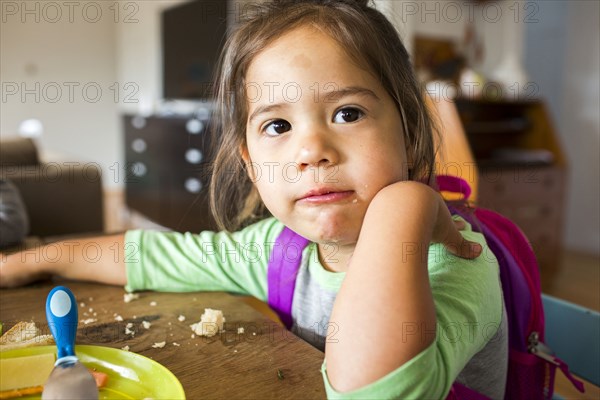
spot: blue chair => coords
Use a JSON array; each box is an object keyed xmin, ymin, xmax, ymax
[{"xmin": 542, "ymin": 294, "xmax": 600, "ymax": 398}]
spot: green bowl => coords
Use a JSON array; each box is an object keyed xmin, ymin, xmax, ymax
[{"xmin": 0, "ymin": 345, "xmax": 185, "ymax": 399}]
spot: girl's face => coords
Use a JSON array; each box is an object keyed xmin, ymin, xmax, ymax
[{"xmin": 244, "ymin": 25, "xmax": 409, "ymax": 251}]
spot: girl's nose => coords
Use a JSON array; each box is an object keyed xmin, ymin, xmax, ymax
[{"xmin": 294, "ymin": 128, "xmax": 340, "ymax": 170}]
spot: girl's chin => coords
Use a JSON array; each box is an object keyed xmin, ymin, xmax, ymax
[{"xmin": 295, "ymin": 220, "xmax": 361, "ymax": 246}]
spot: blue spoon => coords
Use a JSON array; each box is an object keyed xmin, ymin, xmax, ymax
[{"xmin": 42, "ymin": 286, "xmax": 98, "ymax": 399}]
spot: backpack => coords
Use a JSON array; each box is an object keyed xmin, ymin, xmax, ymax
[{"xmin": 267, "ymin": 175, "xmax": 585, "ymax": 399}]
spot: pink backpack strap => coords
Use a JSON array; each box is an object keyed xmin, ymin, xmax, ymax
[
  {"xmin": 267, "ymin": 226, "xmax": 310, "ymax": 329},
  {"xmin": 437, "ymin": 174, "xmax": 472, "ymax": 201},
  {"xmin": 447, "ymin": 383, "xmax": 492, "ymax": 400}
]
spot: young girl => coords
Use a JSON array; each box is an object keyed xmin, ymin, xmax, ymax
[{"xmin": 0, "ymin": 0, "xmax": 507, "ymax": 398}]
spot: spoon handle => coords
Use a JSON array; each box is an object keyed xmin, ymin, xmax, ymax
[{"xmin": 46, "ymin": 286, "xmax": 78, "ymax": 360}]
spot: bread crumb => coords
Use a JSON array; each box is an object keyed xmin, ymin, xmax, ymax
[
  {"xmin": 121, "ymin": 345, "xmax": 130, "ymax": 351},
  {"xmin": 237, "ymin": 327, "xmax": 244, "ymax": 334},
  {"xmin": 115, "ymin": 315, "xmax": 123, "ymax": 322},
  {"xmin": 88, "ymin": 308, "xmax": 94, "ymax": 313},
  {"xmin": 81, "ymin": 318, "xmax": 97, "ymax": 325},
  {"xmin": 152, "ymin": 342, "xmax": 166, "ymax": 349},
  {"xmin": 172, "ymin": 342, "xmax": 180, "ymax": 347},
  {"xmin": 149, "ymin": 301, "xmax": 157, "ymax": 307},
  {"xmin": 89, "ymin": 297, "xmax": 94, "ymax": 301},
  {"xmin": 178, "ymin": 315, "xmax": 186, "ymax": 322},
  {"xmin": 80, "ymin": 302, "xmax": 86, "ymax": 308},
  {"xmin": 142, "ymin": 321, "xmax": 151, "ymax": 329},
  {"xmin": 126, "ymin": 322, "xmax": 133, "ymax": 329},
  {"xmin": 124, "ymin": 293, "xmax": 140, "ymax": 303},
  {"xmin": 252, "ymin": 332, "xmax": 256, "ymax": 336},
  {"xmin": 190, "ymin": 309, "xmax": 225, "ymax": 337},
  {"xmin": 191, "ymin": 334, "xmax": 195, "ymax": 339}
]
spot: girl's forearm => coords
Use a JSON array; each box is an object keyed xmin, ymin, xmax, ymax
[
  {"xmin": 3, "ymin": 234, "xmax": 127, "ymax": 286},
  {"xmin": 325, "ymin": 182, "xmax": 439, "ymax": 392}
]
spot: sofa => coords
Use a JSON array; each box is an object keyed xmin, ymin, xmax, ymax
[{"xmin": 0, "ymin": 137, "xmax": 104, "ymax": 241}]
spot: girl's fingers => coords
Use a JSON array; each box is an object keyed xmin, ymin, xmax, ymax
[
  {"xmin": 454, "ymin": 219, "xmax": 467, "ymax": 230},
  {"xmin": 456, "ymin": 239, "xmax": 483, "ymax": 259}
]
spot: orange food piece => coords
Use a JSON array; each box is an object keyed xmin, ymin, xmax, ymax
[
  {"xmin": 88, "ymin": 370, "xmax": 109, "ymax": 388},
  {"xmin": 0, "ymin": 386, "xmax": 43, "ymax": 399}
]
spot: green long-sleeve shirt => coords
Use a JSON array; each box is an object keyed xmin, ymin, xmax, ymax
[{"xmin": 125, "ymin": 217, "xmax": 507, "ymax": 399}]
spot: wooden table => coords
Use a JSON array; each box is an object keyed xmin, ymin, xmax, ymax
[{"xmin": 0, "ymin": 281, "xmax": 326, "ymax": 399}]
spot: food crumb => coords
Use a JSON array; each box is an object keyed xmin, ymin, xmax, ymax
[
  {"xmin": 126, "ymin": 322, "xmax": 133, "ymax": 329},
  {"xmin": 89, "ymin": 297, "xmax": 94, "ymax": 301},
  {"xmin": 172, "ymin": 342, "xmax": 180, "ymax": 347},
  {"xmin": 121, "ymin": 345, "xmax": 130, "ymax": 351},
  {"xmin": 152, "ymin": 341, "xmax": 166, "ymax": 349},
  {"xmin": 168, "ymin": 322, "xmax": 172, "ymax": 326},
  {"xmin": 115, "ymin": 315, "xmax": 123, "ymax": 322},
  {"xmin": 124, "ymin": 293, "xmax": 140, "ymax": 303},
  {"xmin": 178, "ymin": 315, "xmax": 186, "ymax": 322},
  {"xmin": 88, "ymin": 308, "xmax": 94, "ymax": 313},
  {"xmin": 80, "ymin": 302, "xmax": 86, "ymax": 308},
  {"xmin": 142, "ymin": 321, "xmax": 151, "ymax": 329},
  {"xmin": 149, "ymin": 301, "xmax": 157, "ymax": 307},
  {"xmin": 191, "ymin": 334, "xmax": 195, "ymax": 339},
  {"xmin": 190, "ymin": 309, "xmax": 225, "ymax": 337},
  {"xmin": 252, "ymin": 332, "xmax": 256, "ymax": 336},
  {"xmin": 237, "ymin": 327, "xmax": 244, "ymax": 334},
  {"xmin": 81, "ymin": 318, "xmax": 97, "ymax": 325},
  {"xmin": 234, "ymin": 349, "xmax": 238, "ymax": 353}
]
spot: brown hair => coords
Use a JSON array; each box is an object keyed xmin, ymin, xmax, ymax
[{"xmin": 209, "ymin": 0, "xmax": 437, "ymax": 231}]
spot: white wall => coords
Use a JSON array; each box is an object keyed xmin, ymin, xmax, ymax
[
  {"xmin": 559, "ymin": 1, "xmax": 600, "ymax": 254},
  {"xmin": 0, "ymin": 1, "xmax": 120, "ymax": 187},
  {"xmin": 115, "ymin": 0, "xmax": 187, "ymax": 116}
]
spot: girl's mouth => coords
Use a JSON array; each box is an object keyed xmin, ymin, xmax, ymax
[{"xmin": 298, "ymin": 189, "xmax": 355, "ymax": 204}]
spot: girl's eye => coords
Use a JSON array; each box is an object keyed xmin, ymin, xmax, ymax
[
  {"xmin": 264, "ymin": 119, "xmax": 291, "ymax": 136},
  {"xmin": 333, "ymin": 107, "xmax": 364, "ymax": 124}
]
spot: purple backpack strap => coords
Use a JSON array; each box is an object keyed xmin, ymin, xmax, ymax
[{"xmin": 267, "ymin": 227, "xmax": 310, "ymax": 329}]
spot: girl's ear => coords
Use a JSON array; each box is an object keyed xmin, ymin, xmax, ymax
[{"xmin": 240, "ymin": 145, "xmax": 257, "ymax": 182}]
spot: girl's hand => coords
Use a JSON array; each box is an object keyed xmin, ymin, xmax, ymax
[
  {"xmin": 431, "ymin": 197, "xmax": 482, "ymax": 260},
  {"xmin": 1, "ymin": 234, "xmax": 127, "ymax": 288},
  {"xmin": 0, "ymin": 252, "xmax": 49, "ymax": 288}
]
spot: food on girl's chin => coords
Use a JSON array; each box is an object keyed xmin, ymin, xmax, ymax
[{"xmin": 190, "ymin": 309, "xmax": 226, "ymax": 337}]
